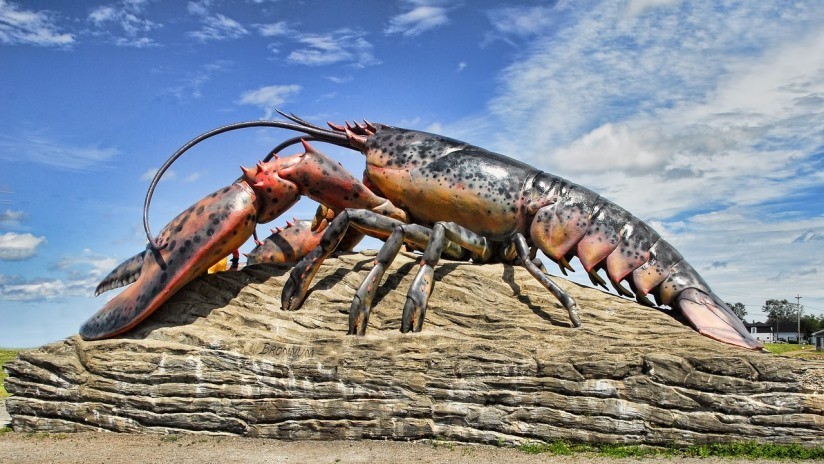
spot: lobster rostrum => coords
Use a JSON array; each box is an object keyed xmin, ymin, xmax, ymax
[{"xmin": 82, "ymin": 114, "xmax": 762, "ymax": 350}]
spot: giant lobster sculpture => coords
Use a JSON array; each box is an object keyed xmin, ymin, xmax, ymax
[{"xmin": 80, "ymin": 113, "xmax": 762, "ymax": 350}]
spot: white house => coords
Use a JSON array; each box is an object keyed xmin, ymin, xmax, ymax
[{"xmin": 745, "ymin": 322, "xmax": 774, "ymax": 344}]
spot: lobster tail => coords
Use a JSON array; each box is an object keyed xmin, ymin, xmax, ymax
[
  {"xmin": 527, "ymin": 175, "xmax": 762, "ymax": 350},
  {"xmin": 677, "ymin": 288, "xmax": 762, "ymax": 349}
]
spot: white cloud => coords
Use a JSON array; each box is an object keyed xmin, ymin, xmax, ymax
[
  {"xmin": 189, "ymin": 13, "xmax": 248, "ymax": 41},
  {"xmin": 385, "ymin": 3, "xmax": 450, "ymax": 37},
  {"xmin": 238, "ymin": 84, "xmax": 301, "ymax": 119},
  {"xmin": 486, "ymin": 5, "xmax": 556, "ymax": 42},
  {"xmin": 1, "ymin": 249, "xmax": 119, "ymax": 300},
  {"xmin": 0, "ymin": 209, "xmax": 22, "ymax": 221},
  {"xmin": 166, "ymin": 59, "xmax": 232, "ymax": 100},
  {"xmin": 0, "ymin": 274, "xmax": 99, "ymax": 301},
  {"xmin": 0, "ymin": 0, "xmax": 74, "ymax": 46},
  {"xmin": 257, "ymin": 21, "xmax": 292, "ymax": 37},
  {"xmin": 287, "ymin": 29, "xmax": 378, "ymax": 67},
  {"xmin": 140, "ymin": 167, "xmax": 176, "ymax": 182},
  {"xmin": 626, "ymin": 0, "xmax": 682, "ymax": 18},
  {"xmin": 325, "ymin": 75, "xmax": 353, "ymax": 84},
  {"xmin": 0, "ymin": 209, "xmax": 23, "ymax": 228},
  {"xmin": 186, "ymin": 0, "xmax": 212, "ymax": 16},
  {"xmin": 0, "ymin": 232, "xmax": 46, "ymax": 261},
  {"xmin": 87, "ymin": 0, "xmax": 160, "ymax": 47},
  {"xmin": 0, "ymin": 132, "xmax": 119, "ymax": 171}
]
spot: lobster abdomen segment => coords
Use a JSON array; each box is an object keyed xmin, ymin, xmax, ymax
[
  {"xmin": 529, "ymin": 177, "xmax": 669, "ymax": 294},
  {"xmin": 526, "ymin": 176, "xmax": 760, "ymax": 349}
]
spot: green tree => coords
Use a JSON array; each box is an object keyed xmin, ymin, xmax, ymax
[
  {"xmin": 800, "ymin": 313, "xmax": 824, "ymax": 339},
  {"xmin": 725, "ymin": 302, "xmax": 747, "ymax": 321},
  {"xmin": 763, "ymin": 299, "xmax": 798, "ymax": 325}
]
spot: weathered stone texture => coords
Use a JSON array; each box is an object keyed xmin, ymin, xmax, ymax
[{"xmin": 4, "ymin": 251, "xmax": 823, "ymax": 444}]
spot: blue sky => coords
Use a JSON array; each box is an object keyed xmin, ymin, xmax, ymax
[{"xmin": 1, "ymin": 0, "xmax": 823, "ymax": 347}]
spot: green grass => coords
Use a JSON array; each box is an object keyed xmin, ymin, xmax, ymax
[
  {"xmin": 1, "ymin": 348, "xmax": 23, "ymax": 398},
  {"xmin": 764, "ymin": 343, "xmax": 824, "ymax": 358},
  {"xmin": 517, "ymin": 440, "xmax": 824, "ymax": 460}
]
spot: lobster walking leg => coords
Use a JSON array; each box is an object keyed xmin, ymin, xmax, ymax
[
  {"xmin": 511, "ymin": 233, "xmax": 580, "ymax": 327},
  {"xmin": 281, "ymin": 209, "xmax": 464, "ymax": 312},
  {"xmin": 401, "ymin": 221, "xmax": 496, "ymax": 332},
  {"xmin": 349, "ymin": 221, "xmax": 442, "ymax": 335}
]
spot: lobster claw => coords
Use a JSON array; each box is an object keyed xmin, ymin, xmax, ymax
[
  {"xmin": 80, "ymin": 168, "xmax": 304, "ymax": 340},
  {"xmin": 246, "ymin": 206, "xmax": 364, "ymax": 266}
]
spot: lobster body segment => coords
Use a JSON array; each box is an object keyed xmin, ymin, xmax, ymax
[{"xmin": 363, "ymin": 126, "xmax": 539, "ymax": 239}]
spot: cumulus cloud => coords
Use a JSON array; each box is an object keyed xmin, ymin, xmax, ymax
[
  {"xmin": 0, "ymin": 0, "xmax": 74, "ymax": 46},
  {"xmin": 238, "ymin": 84, "xmax": 301, "ymax": 119},
  {"xmin": 287, "ymin": 29, "xmax": 378, "ymax": 68},
  {"xmin": 385, "ymin": 1, "xmax": 450, "ymax": 37},
  {"xmin": 0, "ymin": 232, "xmax": 46, "ymax": 261},
  {"xmin": 462, "ymin": 2, "xmax": 824, "ymax": 221}
]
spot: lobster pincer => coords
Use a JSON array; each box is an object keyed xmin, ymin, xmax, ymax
[{"xmin": 80, "ymin": 142, "xmax": 405, "ymax": 340}]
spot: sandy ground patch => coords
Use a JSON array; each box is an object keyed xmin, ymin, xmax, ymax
[{"xmin": 0, "ymin": 430, "xmax": 805, "ymax": 464}]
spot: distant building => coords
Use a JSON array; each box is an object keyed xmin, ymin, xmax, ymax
[
  {"xmin": 744, "ymin": 322, "xmax": 774, "ymax": 343},
  {"xmin": 813, "ymin": 329, "xmax": 824, "ymax": 351},
  {"xmin": 774, "ymin": 321, "xmax": 802, "ymax": 343}
]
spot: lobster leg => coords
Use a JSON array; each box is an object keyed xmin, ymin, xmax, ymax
[
  {"xmin": 281, "ymin": 209, "xmax": 463, "ymax": 312},
  {"xmin": 349, "ymin": 222, "xmax": 440, "ymax": 335},
  {"xmin": 401, "ymin": 221, "xmax": 494, "ymax": 333},
  {"xmin": 512, "ymin": 233, "xmax": 581, "ymax": 327}
]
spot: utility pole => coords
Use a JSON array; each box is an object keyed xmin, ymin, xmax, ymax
[{"xmin": 796, "ymin": 294, "xmax": 803, "ymax": 345}]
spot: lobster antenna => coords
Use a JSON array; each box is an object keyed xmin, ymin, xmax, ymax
[
  {"xmin": 275, "ymin": 109, "xmax": 327, "ymax": 131},
  {"xmin": 143, "ymin": 119, "xmax": 352, "ymax": 250}
]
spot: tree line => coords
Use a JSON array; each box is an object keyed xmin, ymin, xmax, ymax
[{"xmin": 727, "ymin": 299, "xmax": 824, "ymax": 339}]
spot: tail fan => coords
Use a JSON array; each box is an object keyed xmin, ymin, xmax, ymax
[{"xmin": 677, "ymin": 288, "xmax": 763, "ymax": 350}]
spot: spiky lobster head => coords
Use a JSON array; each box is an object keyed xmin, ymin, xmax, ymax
[{"xmin": 240, "ymin": 159, "xmax": 301, "ymax": 224}]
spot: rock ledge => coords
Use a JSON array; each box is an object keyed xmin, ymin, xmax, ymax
[{"xmin": 5, "ymin": 251, "xmax": 823, "ymax": 445}]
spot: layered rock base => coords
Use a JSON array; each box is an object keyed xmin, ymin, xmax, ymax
[{"xmin": 5, "ymin": 251, "xmax": 824, "ymax": 444}]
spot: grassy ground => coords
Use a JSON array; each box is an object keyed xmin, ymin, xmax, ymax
[
  {"xmin": 516, "ymin": 440, "xmax": 824, "ymax": 459},
  {"xmin": 0, "ymin": 349, "xmax": 22, "ymax": 398},
  {"xmin": 763, "ymin": 343, "xmax": 823, "ymax": 358}
]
